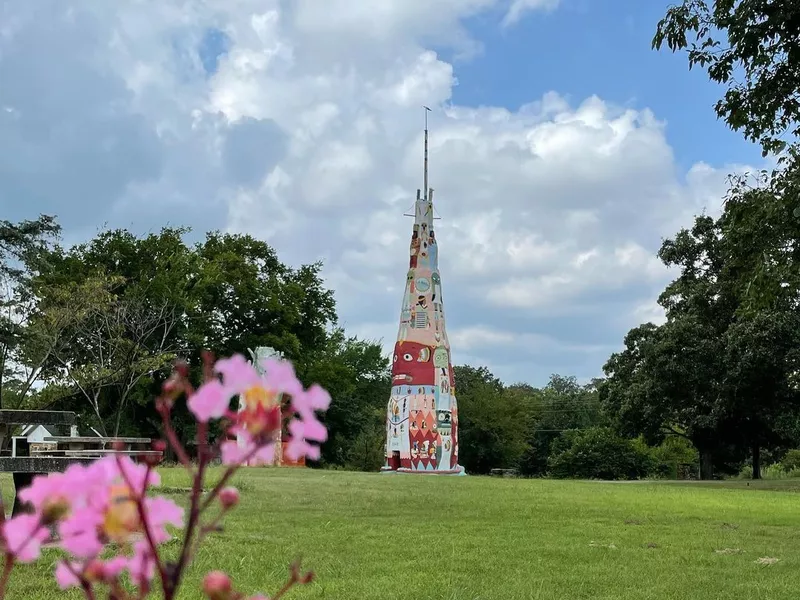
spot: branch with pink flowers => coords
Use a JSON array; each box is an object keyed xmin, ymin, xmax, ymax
[{"xmin": 0, "ymin": 351, "xmax": 330, "ymax": 600}]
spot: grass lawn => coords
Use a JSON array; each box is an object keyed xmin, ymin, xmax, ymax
[{"xmin": 4, "ymin": 469, "xmax": 800, "ymax": 599}]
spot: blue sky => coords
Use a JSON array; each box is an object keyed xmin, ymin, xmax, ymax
[
  {"xmin": 452, "ymin": 0, "xmax": 761, "ymax": 169},
  {"xmin": 0, "ymin": 0, "xmax": 762, "ymax": 386}
]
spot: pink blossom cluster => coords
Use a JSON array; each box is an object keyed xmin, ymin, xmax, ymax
[{"xmin": 0, "ymin": 352, "xmax": 327, "ymax": 600}]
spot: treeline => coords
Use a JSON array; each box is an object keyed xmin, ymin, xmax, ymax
[
  {"xmin": 0, "ymin": 222, "xmax": 390, "ymax": 470},
  {"xmin": 2, "ymin": 187, "xmax": 798, "ymax": 480},
  {"xmin": 0, "ymin": 217, "xmax": 696, "ymax": 479}
]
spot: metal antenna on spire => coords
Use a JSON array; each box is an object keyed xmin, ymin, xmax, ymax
[{"xmin": 423, "ymin": 105, "xmax": 431, "ymax": 201}]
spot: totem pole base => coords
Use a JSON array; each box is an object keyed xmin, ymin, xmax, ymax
[{"xmin": 381, "ymin": 465, "xmax": 466, "ymax": 476}]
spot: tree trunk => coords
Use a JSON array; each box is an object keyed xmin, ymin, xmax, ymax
[
  {"xmin": 699, "ymin": 449, "xmax": 714, "ymax": 480},
  {"xmin": 752, "ymin": 443, "xmax": 761, "ymax": 480}
]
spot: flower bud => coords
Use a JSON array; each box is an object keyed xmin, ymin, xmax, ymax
[
  {"xmin": 152, "ymin": 439, "xmax": 167, "ymax": 453},
  {"xmin": 219, "ymin": 487, "xmax": 240, "ymax": 509},
  {"xmin": 300, "ymin": 570, "xmax": 315, "ymax": 584},
  {"xmin": 202, "ymin": 571, "xmax": 233, "ymax": 600}
]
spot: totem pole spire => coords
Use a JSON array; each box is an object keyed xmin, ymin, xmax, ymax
[
  {"xmin": 423, "ymin": 105, "xmax": 430, "ymax": 201},
  {"xmin": 381, "ymin": 105, "xmax": 465, "ymax": 475}
]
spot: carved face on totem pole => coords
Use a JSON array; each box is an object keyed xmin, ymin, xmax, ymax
[{"xmin": 391, "ymin": 340, "xmax": 435, "ymax": 386}]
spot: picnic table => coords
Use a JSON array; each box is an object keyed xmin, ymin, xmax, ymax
[{"xmin": 0, "ymin": 410, "xmax": 161, "ymax": 516}]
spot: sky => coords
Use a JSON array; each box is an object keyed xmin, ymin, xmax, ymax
[{"xmin": 0, "ymin": 0, "xmax": 765, "ymax": 386}]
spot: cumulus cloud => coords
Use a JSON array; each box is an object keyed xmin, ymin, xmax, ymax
[{"xmin": 0, "ymin": 0, "xmax": 756, "ymax": 384}]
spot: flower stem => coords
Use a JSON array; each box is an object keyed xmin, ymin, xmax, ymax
[
  {"xmin": 0, "ymin": 554, "xmax": 14, "ymax": 599},
  {"xmin": 168, "ymin": 445, "xmax": 209, "ymax": 599},
  {"xmin": 113, "ymin": 457, "xmax": 169, "ymax": 597}
]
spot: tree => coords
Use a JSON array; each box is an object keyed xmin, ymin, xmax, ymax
[
  {"xmin": 720, "ymin": 310, "xmax": 800, "ymax": 478},
  {"xmin": 653, "ymin": 0, "xmax": 800, "ymax": 157},
  {"xmin": 547, "ymin": 427, "xmax": 656, "ymax": 480},
  {"xmin": 601, "ymin": 318, "xmax": 727, "ymax": 479},
  {"xmin": 0, "ymin": 215, "xmax": 60, "ymax": 407},
  {"xmin": 301, "ymin": 328, "xmax": 390, "ymax": 468},
  {"xmin": 602, "ymin": 206, "xmax": 800, "ymax": 479},
  {"xmin": 21, "ymin": 275, "xmax": 179, "ymax": 433},
  {"xmin": 602, "ymin": 216, "xmax": 736, "ymax": 479},
  {"xmin": 719, "ymin": 168, "xmax": 800, "ymax": 313},
  {"xmin": 454, "ymin": 365, "xmax": 529, "ymax": 474},
  {"xmin": 518, "ymin": 375, "xmax": 605, "ymax": 477},
  {"xmin": 27, "ymin": 227, "xmax": 340, "ymax": 442}
]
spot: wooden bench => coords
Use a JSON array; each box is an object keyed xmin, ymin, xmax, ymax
[{"xmin": 0, "ymin": 411, "xmax": 161, "ymax": 516}]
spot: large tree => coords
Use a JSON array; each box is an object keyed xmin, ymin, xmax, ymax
[
  {"xmin": 27, "ymin": 227, "xmax": 339, "ymax": 439},
  {"xmin": 0, "ymin": 215, "xmax": 60, "ymax": 407},
  {"xmin": 602, "ymin": 217, "xmax": 734, "ymax": 479},
  {"xmin": 653, "ymin": 0, "xmax": 800, "ymax": 157},
  {"xmin": 603, "ymin": 208, "xmax": 800, "ymax": 479},
  {"xmin": 454, "ymin": 365, "xmax": 529, "ymax": 474}
]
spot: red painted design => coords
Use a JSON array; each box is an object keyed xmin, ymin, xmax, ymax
[{"xmin": 391, "ymin": 341, "xmax": 435, "ymax": 386}]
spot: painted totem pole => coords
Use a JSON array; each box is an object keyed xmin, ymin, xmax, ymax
[{"xmin": 382, "ymin": 110, "xmax": 465, "ymax": 475}]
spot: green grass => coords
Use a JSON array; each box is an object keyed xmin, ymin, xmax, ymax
[{"xmin": 5, "ymin": 469, "xmax": 800, "ymax": 599}]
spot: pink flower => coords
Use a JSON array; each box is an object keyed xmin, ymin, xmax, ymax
[
  {"xmin": 17, "ymin": 466, "xmax": 88, "ymax": 516},
  {"xmin": 128, "ymin": 540, "xmax": 156, "ymax": 588},
  {"xmin": 292, "ymin": 384, "xmax": 331, "ymax": 413},
  {"xmin": 215, "ymin": 354, "xmax": 262, "ymax": 396},
  {"xmin": 261, "ymin": 358, "xmax": 303, "ymax": 397},
  {"xmin": 54, "ymin": 561, "xmax": 80, "ymax": 589},
  {"xmin": 289, "ymin": 385, "xmax": 329, "ymax": 444},
  {"xmin": 2, "ymin": 514, "xmax": 48, "ymax": 562},
  {"xmin": 220, "ymin": 433, "xmax": 275, "ymax": 466},
  {"xmin": 220, "ymin": 439, "xmax": 249, "ymax": 465},
  {"xmin": 284, "ymin": 420, "xmax": 321, "ymax": 462},
  {"xmin": 280, "ymin": 384, "xmax": 329, "ymax": 462},
  {"xmin": 188, "ymin": 380, "xmax": 230, "ymax": 422},
  {"xmin": 58, "ymin": 507, "xmax": 104, "ymax": 558},
  {"xmin": 143, "ymin": 496, "xmax": 184, "ymax": 543}
]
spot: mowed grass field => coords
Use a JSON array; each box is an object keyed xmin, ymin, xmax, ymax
[{"xmin": 4, "ymin": 469, "xmax": 800, "ymax": 599}]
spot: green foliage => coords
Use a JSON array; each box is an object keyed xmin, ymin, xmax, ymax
[
  {"xmin": 720, "ymin": 168, "xmax": 800, "ymax": 314},
  {"xmin": 344, "ymin": 407, "xmax": 387, "ymax": 472},
  {"xmin": 0, "ymin": 215, "xmax": 60, "ymax": 408},
  {"xmin": 781, "ymin": 449, "xmax": 800, "ymax": 471},
  {"xmin": 518, "ymin": 375, "xmax": 604, "ymax": 477},
  {"xmin": 650, "ymin": 436, "xmax": 700, "ymax": 479},
  {"xmin": 547, "ymin": 426, "xmax": 656, "ymax": 480},
  {"xmin": 455, "ymin": 365, "xmax": 530, "ymax": 474},
  {"xmin": 653, "ymin": 0, "xmax": 800, "ymax": 157},
  {"xmin": 303, "ymin": 329, "xmax": 390, "ymax": 467},
  {"xmin": 601, "ymin": 201, "xmax": 800, "ymax": 480},
  {"xmin": 737, "ymin": 462, "xmax": 800, "ymax": 480}
]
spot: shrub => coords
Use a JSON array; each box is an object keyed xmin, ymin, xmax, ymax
[
  {"xmin": 781, "ymin": 449, "xmax": 800, "ymax": 471},
  {"xmin": 650, "ymin": 436, "xmax": 699, "ymax": 479},
  {"xmin": 547, "ymin": 427, "xmax": 656, "ymax": 480}
]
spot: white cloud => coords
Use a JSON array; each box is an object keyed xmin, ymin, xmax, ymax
[
  {"xmin": 503, "ymin": 0, "xmax": 561, "ymax": 27},
  {"xmin": 0, "ymin": 0, "xmax": 759, "ymax": 384}
]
